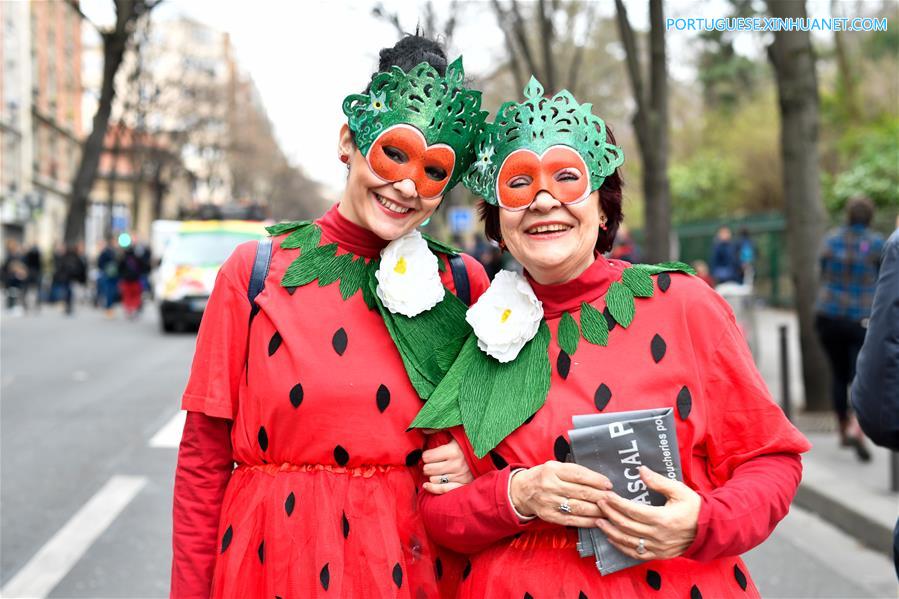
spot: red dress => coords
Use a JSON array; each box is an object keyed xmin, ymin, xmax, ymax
[
  {"xmin": 420, "ymin": 256, "xmax": 811, "ymax": 598},
  {"xmin": 173, "ymin": 206, "xmax": 488, "ymax": 598}
]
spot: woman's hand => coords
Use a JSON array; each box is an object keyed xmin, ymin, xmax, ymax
[
  {"xmin": 509, "ymin": 461, "xmax": 612, "ymax": 527},
  {"xmin": 421, "ymin": 439, "xmax": 473, "ymax": 495},
  {"xmin": 595, "ymin": 466, "xmax": 701, "ymax": 561}
]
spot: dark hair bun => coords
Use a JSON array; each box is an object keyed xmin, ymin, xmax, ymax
[{"xmin": 377, "ymin": 35, "xmax": 448, "ymax": 76}]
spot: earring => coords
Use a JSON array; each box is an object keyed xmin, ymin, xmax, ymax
[
  {"xmin": 599, "ymin": 217, "xmax": 608, "ymax": 231},
  {"xmin": 339, "ymin": 154, "xmax": 349, "ymax": 163},
  {"xmin": 419, "ymin": 217, "xmax": 431, "ymax": 227}
]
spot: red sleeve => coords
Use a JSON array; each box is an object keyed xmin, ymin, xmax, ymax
[
  {"xmin": 181, "ymin": 242, "xmax": 256, "ymax": 419},
  {"xmin": 683, "ymin": 453, "xmax": 802, "ymax": 562},
  {"xmin": 171, "ymin": 412, "xmax": 234, "ymax": 598}
]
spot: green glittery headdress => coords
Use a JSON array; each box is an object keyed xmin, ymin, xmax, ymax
[
  {"xmin": 342, "ymin": 57, "xmax": 488, "ymax": 190},
  {"xmin": 463, "ymin": 77, "xmax": 625, "ymax": 206}
]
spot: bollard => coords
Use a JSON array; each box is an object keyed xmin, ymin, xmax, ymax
[{"xmin": 779, "ymin": 324, "xmax": 792, "ymax": 421}]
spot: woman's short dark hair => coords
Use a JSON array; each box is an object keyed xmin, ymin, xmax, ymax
[
  {"xmin": 478, "ymin": 126, "xmax": 624, "ymax": 254},
  {"xmin": 846, "ymin": 195, "xmax": 874, "ymax": 227},
  {"xmin": 364, "ymin": 34, "xmax": 448, "ymax": 93}
]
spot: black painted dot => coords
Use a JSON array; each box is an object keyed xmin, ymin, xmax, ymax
[
  {"xmin": 221, "ymin": 525, "xmax": 233, "ymax": 553},
  {"xmin": 332, "ymin": 328, "xmax": 348, "ymax": 355},
  {"xmin": 658, "ymin": 272, "xmax": 671, "ymax": 292},
  {"xmin": 490, "ymin": 451, "xmax": 509, "ymax": 470},
  {"xmin": 462, "ymin": 559, "xmax": 471, "ymax": 580},
  {"xmin": 523, "ymin": 412, "xmax": 535, "ymax": 425},
  {"xmin": 405, "ymin": 448, "xmax": 423, "ymax": 466},
  {"xmin": 677, "ymin": 386, "xmax": 693, "ymax": 420},
  {"xmin": 257, "ymin": 426, "xmax": 269, "ymax": 452},
  {"xmin": 342, "ymin": 511, "xmax": 350, "ymax": 538},
  {"xmin": 553, "ymin": 435, "xmax": 571, "ymax": 462},
  {"xmin": 435, "ymin": 557, "xmax": 443, "ymax": 580},
  {"xmin": 286, "ymin": 285, "xmax": 298, "ymax": 295},
  {"xmin": 320, "ymin": 563, "xmax": 330, "ymax": 590},
  {"xmin": 376, "ymin": 384, "xmax": 391, "ymax": 413},
  {"xmin": 646, "ymin": 569, "xmax": 662, "ymax": 590},
  {"xmin": 334, "ymin": 445, "xmax": 350, "ymax": 466},
  {"xmin": 734, "ymin": 564, "xmax": 748, "ymax": 590},
  {"xmin": 594, "ymin": 383, "xmax": 612, "ymax": 411},
  {"xmin": 603, "ymin": 307, "xmax": 617, "ymax": 331},
  {"xmin": 557, "ymin": 350, "xmax": 571, "ymax": 379},
  {"xmin": 289, "ymin": 383, "xmax": 303, "ymax": 408},
  {"xmin": 268, "ymin": 332, "xmax": 282, "ymax": 356},
  {"xmin": 524, "ymin": 594, "xmax": 534, "ymax": 599},
  {"xmin": 285, "ymin": 492, "xmax": 295, "ymax": 516},
  {"xmin": 257, "ymin": 540, "xmax": 265, "ymax": 563},
  {"xmin": 579, "ymin": 592, "xmax": 589, "ymax": 599},
  {"xmin": 392, "ymin": 562, "xmax": 403, "ymax": 588},
  {"xmin": 691, "ymin": 584, "xmax": 703, "ymax": 599},
  {"xmin": 651, "ymin": 334, "xmax": 667, "ymax": 363}
]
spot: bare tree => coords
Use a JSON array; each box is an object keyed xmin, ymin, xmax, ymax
[
  {"xmin": 64, "ymin": 0, "xmax": 162, "ymax": 245},
  {"xmin": 615, "ymin": 0, "xmax": 671, "ymax": 262},
  {"xmin": 372, "ymin": 1, "xmax": 460, "ymax": 47},
  {"xmin": 766, "ymin": 0, "xmax": 830, "ymax": 412}
]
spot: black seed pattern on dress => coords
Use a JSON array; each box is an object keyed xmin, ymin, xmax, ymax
[
  {"xmin": 268, "ymin": 332, "xmax": 282, "ymax": 356},
  {"xmin": 658, "ymin": 272, "xmax": 671, "ymax": 293},
  {"xmin": 405, "ymin": 449, "xmax": 423, "ymax": 467},
  {"xmin": 392, "ymin": 563, "xmax": 403, "ymax": 588},
  {"xmin": 285, "ymin": 492, "xmax": 295, "ymax": 516},
  {"xmin": 332, "ymin": 328, "xmax": 348, "ymax": 356},
  {"xmin": 334, "ymin": 445, "xmax": 350, "ymax": 466},
  {"xmin": 603, "ymin": 307, "xmax": 617, "ymax": 331},
  {"xmin": 557, "ymin": 350, "xmax": 571, "ymax": 379},
  {"xmin": 342, "ymin": 511, "xmax": 350, "ymax": 538},
  {"xmin": 257, "ymin": 540, "xmax": 265, "ymax": 563},
  {"xmin": 579, "ymin": 592, "xmax": 589, "ymax": 599},
  {"xmin": 646, "ymin": 569, "xmax": 662, "ymax": 590},
  {"xmin": 435, "ymin": 557, "xmax": 443, "ymax": 580},
  {"xmin": 554, "ymin": 435, "xmax": 571, "ymax": 462},
  {"xmin": 257, "ymin": 426, "xmax": 269, "ymax": 452},
  {"xmin": 289, "ymin": 383, "xmax": 303, "ymax": 408},
  {"xmin": 462, "ymin": 560, "xmax": 472, "ymax": 580},
  {"xmin": 524, "ymin": 594, "xmax": 534, "ymax": 599},
  {"xmin": 677, "ymin": 386, "xmax": 693, "ymax": 420},
  {"xmin": 286, "ymin": 285, "xmax": 298, "ymax": 295},
  {"xmin": 691, "ymin": 585, "xmax": 703, "ymax": 599},
  {"xmin": 523, "ymin": 412, "xmax": 535, "ymax": 425},
  {"xmin": 490, "ymin": 451, "xmax": 509, "ymax": 470},
  {"xmin": 221, "ymin": 525, "xmax": 233, "ymax": 553},
  {"xmin": 651, "ymin": 334, "xmax": 667, "ymax": 363},
  {"xmin": 376, "ymin": 384, "xmax": 391, "ymax": 413},
  {"xmin": 320, "ymin": 563, "xmax": 330, "ymax": 590},
  {"xmin": 734, "ymin": 564, "xmax": 748, "ymax": 590},
  {"xmin": 594, "ymin": 383, "xmax": 612, "ymax": 411}
]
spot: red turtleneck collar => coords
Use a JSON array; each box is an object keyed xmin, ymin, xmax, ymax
[
  {"xmin": 315, "ymin": 204, "xmax": 390, "ymax": 259},
  {"xmin": 526, "ymin": 255, "xmax": 628, "ymax": 319}
]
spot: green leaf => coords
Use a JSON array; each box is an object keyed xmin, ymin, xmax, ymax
[
  {"xmin": 338, "ymin": 256, "xmax": 366, "ymax": 300},
  {"xmin": 621, "ymin": 268, "xmax": 654, "ymax": 298},
  {"xmin": 409, "ymin": 335, "xmax": 477, "ymax": 429},
  {"xmin": 460, "ymin": 323, "xmax": 552, "ymax": 457},
  {"xmin": 606, "ymin": 282, "xmax": 635, "ymax": 328},
  {"xmin": 317, "ymin": 252, "xmax": 353, "ymax": 286},
  {"xmin": 633, "ymin": 261, "xmax": 696, "ymax": 276},
  {"xmin": 282, "ymin": 243, "xmax": 335, "ymax": 287},
  {"xmin": 580, "ymin": 302, "xmax": 609, "ymax": 346},
  {"xmin": 557, "ymin": 311, "xmax": 580, "ymax": 355},
  {"xmin": 265, "ymin": 220, "xmax": 310, "ymax": 236},
  {"xmin": 361, "ymin": 260, "xmax": 379, "ymax": 310},
  {"xmin": 422, "ymin": 233, "xmax": 461, "ymax": 256}
]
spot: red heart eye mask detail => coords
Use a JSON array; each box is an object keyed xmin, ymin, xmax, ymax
[
  {"xmin": 496, "ymin": 146, "xmax": 590, "ymax": 210},
  {"xmin": 367, "ymin": 124, "xmax": 456, "ymax": 200}
]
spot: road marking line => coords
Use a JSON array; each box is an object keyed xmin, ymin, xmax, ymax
[
  {"xmin": 149, "ymin": 410, "xmax": 186, "ymax": 448},
  {"xmin": 1, "ymin": 475, "xmax": 147, "ymax": 599}
]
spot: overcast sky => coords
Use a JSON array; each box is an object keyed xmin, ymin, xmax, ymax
[{"xmin": 80, "ymin": 0, "xmax": 847, "ymax": 197}]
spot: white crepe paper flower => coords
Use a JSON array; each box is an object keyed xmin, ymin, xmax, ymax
[
  {"xmin": 466, "ymin": 270, "xmax": 543, "ymax": 363},
  {"xmin": 375, "ymin": 230, "xmax": 445, "ymax": 317}
]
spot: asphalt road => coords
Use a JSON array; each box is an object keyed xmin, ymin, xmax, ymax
[{"xmin": 1, "ymin": 303, "xmax": 895, "ymax": 598}]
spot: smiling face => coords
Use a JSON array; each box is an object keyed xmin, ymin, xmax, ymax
[{"xmin": 337, "ymin": 124, "xmax": 443, "ymax": 241}]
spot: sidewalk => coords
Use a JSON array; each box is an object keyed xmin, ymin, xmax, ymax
[{"xmin": 755, "ymin": 306, "xmax": 898, "ymax": 557}]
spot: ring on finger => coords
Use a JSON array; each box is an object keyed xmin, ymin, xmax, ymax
[
  {"xmin": 636, "ymin": 538, "xmax": 647, "ymax": 555},
  {"xmin": 438, "ymin": 475, "xmax": 450, "ymax": 485},
  {"xmin": 558, "ymin": 498, "xmax": 572, "ymax": 514}
]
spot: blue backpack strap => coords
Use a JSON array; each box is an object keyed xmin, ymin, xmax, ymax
[
  {"xmin": 248, "ymin": 237, "xmax": 273, "ymax": 320},
  {"xmin": 448, "ymin": 254, "xmax": 471, "ymax": 307}
]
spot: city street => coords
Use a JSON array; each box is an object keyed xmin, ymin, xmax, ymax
[{"xmin": 1, "ymin": 305, "xmax": 896, "ymax": 598}]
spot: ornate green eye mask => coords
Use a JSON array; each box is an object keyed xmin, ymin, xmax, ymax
[
  {"xmin": 463, "ymin": 77, "xmax": 624, "ymax": 207},
  {"xmin": 342, "ymin": 57, "xmax": 488, "ymax": 193}
]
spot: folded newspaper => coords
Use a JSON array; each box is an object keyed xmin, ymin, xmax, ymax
[{"xmin": 568, "ymin": 407, "xmax": 683, "ymax": 576}]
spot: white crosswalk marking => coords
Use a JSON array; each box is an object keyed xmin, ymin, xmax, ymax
[
  {"xmin": 1, "ymin": 475, "xmax": 147, "ymax": 599},
  {"xmin": 148, "ymin": 410, "xmax": 186, "ymax": 448}
]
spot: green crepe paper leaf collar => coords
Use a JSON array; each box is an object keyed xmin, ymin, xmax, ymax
[
  {"xmin": 266, "ymin": 220, "xmax": 310, "ymax": 236},
  {"xmin": 580, "ymin": 302, "xmax": 609, "ymax": 346},
  {"xmin": 557, "ymin": 311, "xmax": 580, "ymax": 355},
  {"xmin": 621, "ymin": 267, "xmax": 654, "ymax": 298},
  {"xmin": 605, "ymin": 281, "xmax": 636, "ymax": 328}
]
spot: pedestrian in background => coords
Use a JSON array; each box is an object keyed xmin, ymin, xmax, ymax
[
  {"xmin": 814, "ymin": 196, "xmax": 884, "ymax": 461},
  {"xmin": 96, "ymin": 238, "xmax": 119, "ymax": 317},
  {"xmin": 2, "ymin": 239, "xmax": 28, "ymax": 315},
  {"xmin": 850, "ymin": 226, "xmax": 899, "ymax": 576},
  {"xmin": 709, "ymin": 226, "xmax": 741, "ymax": 284},
  {"xmin": 117, "ymin": 243, "xmax": 145, "ymax": 319},
  {"xmin": 737, "ymin": 227, "xmax": 756, "ymax": 286},
  {"xmin": 23, "ymin": 244, "xmax": 42, "ymax": 313},
  {"xmin": 50, "ymin": 242, "xmax": 86, "ymax": 316}
]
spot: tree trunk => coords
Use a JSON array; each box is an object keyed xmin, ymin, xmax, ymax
[
  {"xmin": 537, "ymin": 0, "xmax": 556, "ymax": 91},
  {"xmin": 766, "ymin": 0, "xmax": 831, "ymax": 412}
]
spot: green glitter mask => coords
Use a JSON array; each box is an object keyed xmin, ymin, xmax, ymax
[
  {"xmin": 342, "ymin": 57, "xmax": 488, "ymax": 191},
  {"xmin": 463, "ymin": 77, "xmax": 625, "ymax": 206}
]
